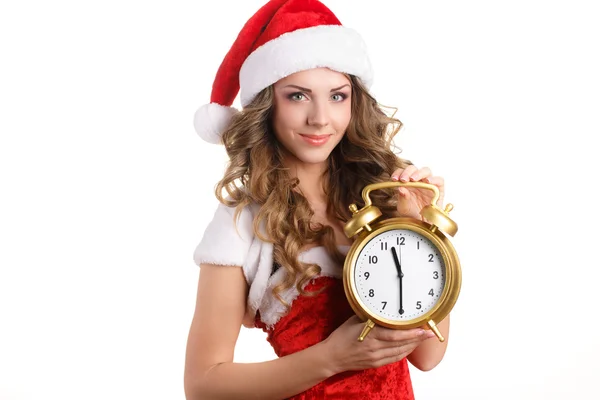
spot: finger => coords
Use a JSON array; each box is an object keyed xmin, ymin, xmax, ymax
[
  {"xmin": 390, "ymin": 168, "xmax": 404, "ymax": 181},
  {"xmin": 344, "ymin": 315, "xmax": 367, "ymax": 328},
  {"xmin": 380, "ymin": 335, "xmax": 432, "ymax": 350},
  {"xmin": 382, "ymin": 329, "xmax": 436, "ymax": 348},
  {"xmin": 348, "ymin": 315, "xmax": 363, "ymax": 323},
  {"xmin": 372, "ymin": 344, "xmax": 419, "ymax": 368},
  {"xmin": 374, "ymin": 344, "xmax": 415, "ymax": 361},
  {"xmin": 373, "ymin": 327, "xmax": 426, "ymax": 342},
  {"xmin": 398, "ymin": 187, "xmax": 410, "ymax": 197},
  {"xmin": 426, "ymin": 176, "xmax": 444, "ymax": 187},
  {"xmin": 398, "ymin": 165, "xmax": 418, "ymax": 182},
  {"xmin": 409, "ymin": 167, "xmax": 432, "ymax": 182},
  {"xmin": 425, "ymin": 176, "xmax": 445, "ymax": 205}
]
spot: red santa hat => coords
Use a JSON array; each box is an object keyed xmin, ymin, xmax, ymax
[{"xmin": 194, "ymin": 0, "xmax": 374, "ymax": 144}]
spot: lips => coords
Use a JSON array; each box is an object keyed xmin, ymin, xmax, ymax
[{"xmin": 299, "ymin": 134, "xmax": 332, "ymax": 146}]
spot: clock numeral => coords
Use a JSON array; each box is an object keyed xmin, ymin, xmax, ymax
[
  {"xmin": 381, "ymin": 242, "xmax": 388, "ymax": 250},
  {"xmin": 416, "ymin": 301, "xmax": 422, "ymax": 310},
  {"xmin": 428, "ymin": 254, "xmax": 434, "ymax": 262},
  {"xmin": 397, "ymin": 237, "xmax": 405, "ymax": 246},
  {"xmin": 369, "ymin": 255, "xmax": 378, "ymax": 264},
  {"xmin": 369, "ymin": 289, "xmax": 375, "ymax": 297},
  {"xmin": 429, "ymin": 289, "xmax": 434, "ymax": 296},
  {"xmin": 381, "ymin": 301, "xmax": 387, "ymax": 310},
  {"xmin": 417, "ymin": 241, "xmax": 420, "ymax": 250},
  {"xmin": 364, "ymin": 271, "xmax": 370, "ymax": 280},
  {"xmin": 433, "ymin": 271, "xmax": 439, "ymax": 279}
]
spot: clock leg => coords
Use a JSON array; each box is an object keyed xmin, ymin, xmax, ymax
[
  {"xmin": 427, "ymin": 319, "xmax": 445, "ymax": 342},
  {"xmin": 358, "ymin": 319, "xmax": 376, "ymax": 342}
]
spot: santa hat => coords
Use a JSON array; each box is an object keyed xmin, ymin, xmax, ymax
[{"xmin": 194, "ymin": 0, "xmax": 374, "ymax": 144}]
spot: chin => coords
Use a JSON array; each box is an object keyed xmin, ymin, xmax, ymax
[
  {"xmin": 293, "ymin": 149, "xmax": 335, "ymax": 165},
  {"xmin": 299, "ymin": 156, "xmax": 330, "ymax": 165}
]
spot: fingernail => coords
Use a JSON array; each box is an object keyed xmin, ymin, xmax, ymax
[
  {"xmin": 417, "ymin": 329, "xmax": 425, "ymax": 336},
  {"xmin": 399, "ymin": 177, "xmax": 408, "ymax": 182},
  {"xmin": 391, "ymin": 176, "xmax": 398, "ymax": 181},
  {"xmin": 409, "ymin": 176, "xmax": 417, "ymax": 181}
]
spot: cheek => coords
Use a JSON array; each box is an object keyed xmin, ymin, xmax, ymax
[
  {"xmin": 274, "ymin": 102, "xmax": 305, "ymax": 132},
  {"xmin": 334, "ymin": 103, "xmax": 352, "ymax": 131}
]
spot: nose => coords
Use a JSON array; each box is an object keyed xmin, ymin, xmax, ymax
[{"xmin": 307, "ymin": 100, "xmax": 330, "ymax": 128}]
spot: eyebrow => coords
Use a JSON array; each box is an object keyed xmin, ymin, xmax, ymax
[{"xmin": 282, "ymin": 84, "xmax": 350, "ymax": 93}]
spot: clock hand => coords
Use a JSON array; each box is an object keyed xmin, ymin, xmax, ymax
[
  {"xmin": 391, "ymin": 246, "xmax": 404, "ymax": 315},
  {"xmin": 399, "ymin": 245, "xmax": 404, "ymax": 315}
]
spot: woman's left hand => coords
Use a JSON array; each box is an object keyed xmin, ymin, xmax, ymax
[{"xmin": 391, "ymin": 165, "xmax": 445, "ymax": 220}]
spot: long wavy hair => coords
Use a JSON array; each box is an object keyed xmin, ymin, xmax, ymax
[{"xmin": 214, "ymin": 74, "xmax": 413, "ymax": 309}]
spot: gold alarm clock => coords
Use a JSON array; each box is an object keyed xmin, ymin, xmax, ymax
[{"xmin": 343, "ymin": 181, "xmax": 461, "ymax": 343}]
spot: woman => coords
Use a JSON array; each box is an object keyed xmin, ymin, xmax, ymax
[{"xmin": 185, "ymin": 1, "xmax": 450, "ymax": 398}]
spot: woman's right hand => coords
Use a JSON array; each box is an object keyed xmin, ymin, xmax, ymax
[{"xmin": 321, "ymin": 315, "xmax": 436, "ymax": 374}]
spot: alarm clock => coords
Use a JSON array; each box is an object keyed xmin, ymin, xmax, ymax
[{"xmin": 343, "ymin": 181, "xmax": 461, "ymax": 342}]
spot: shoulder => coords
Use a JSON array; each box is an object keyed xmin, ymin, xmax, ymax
[
  {"xmin": 193, "ymin": 200, "xmax": 260, "ymax": 267},
  {"xmin": 192, "ymin": 199, "xmax": 275, "ymax": 328}
]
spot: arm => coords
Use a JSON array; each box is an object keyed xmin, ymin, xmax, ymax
[
  {"xmin": 183, "ymin": 264, "xmax": 335, "ymax": 400},
  {"xmin": 407, "ymin": 315, "xmax": 450, "ymax": 371}
]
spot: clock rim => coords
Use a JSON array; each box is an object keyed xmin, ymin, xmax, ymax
[{"xmin": 343, "ymin": 217, "xmax": 461, "ymax": 330}]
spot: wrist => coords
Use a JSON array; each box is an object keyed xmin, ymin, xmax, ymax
[{"xmin": 312, "ymin": 339, "xmax": 340, "ymax": 378}]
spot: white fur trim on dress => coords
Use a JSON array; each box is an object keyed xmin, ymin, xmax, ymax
[
  {"xmin": 192, "ymin": 202, "xmax": 277, "ymax": 328},
  {"xmin": 193, "ymin": 102, "xmax": 240, "ymax": 144},
  {"xmin": 258, "ymin": 245, "xmax": 350, "ymax": 329},
  {"xmin": 239, "ymin": 25, "xmax": 374, "ymax": 107},
  {"xmin": 193, "ymin": 202, "xmax": 254, "ymax": 268}
]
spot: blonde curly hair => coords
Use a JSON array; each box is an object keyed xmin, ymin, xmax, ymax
[{"xmin": 214, "ymin": 74, "xmax": 413, "ymax": 309}]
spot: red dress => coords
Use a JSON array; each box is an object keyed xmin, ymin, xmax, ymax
[{"xmin": 255, "ymin": 275, "xmax": 415, "ymax": 399}]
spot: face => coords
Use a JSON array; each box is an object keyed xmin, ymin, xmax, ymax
[{"xmin": 272, "ymin": 68, "xmax": 352, "ymax": 166}]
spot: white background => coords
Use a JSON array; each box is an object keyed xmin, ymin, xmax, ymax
[{"xmin": 1, "ymin": 1, "xmax": 598, "ymax": 399}]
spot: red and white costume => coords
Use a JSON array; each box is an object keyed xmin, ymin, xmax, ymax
[{"xmin": 193, "ymin": 203, "xmax": 415, "ymax": 399}]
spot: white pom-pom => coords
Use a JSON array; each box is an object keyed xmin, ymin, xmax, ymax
[{"xmin": 193, "ymin": 103, "xmax": 239, "ymax": 144}]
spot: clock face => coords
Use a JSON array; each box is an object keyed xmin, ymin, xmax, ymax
[{"xmin": 353, "ymin": 228, "xmax": 446, "ymax": 321}]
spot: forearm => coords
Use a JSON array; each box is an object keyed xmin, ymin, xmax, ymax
[
  {"xmin": 188, "ymin": 341, "xmax": 334, "ymax": 400},
  {"xmin": 407, "ymin": 315, "xmax": 450, "ymax": 371}
]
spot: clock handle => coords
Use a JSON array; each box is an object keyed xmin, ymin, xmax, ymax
[
  {"xmin": 357, "ymin": 319, "xmax": 376, "ymax": 342},
  {"xmin": 427, "ymin": 319, "xmax": 445, "ymax": 342},
  {"xmin": 358, "ymin": 181, "xmax": 458, "ymax": 237},
  {"xmin": 361, "ymin": 181, "xmax": 441, "ymax": 209}
]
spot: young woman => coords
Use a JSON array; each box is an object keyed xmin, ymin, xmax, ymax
[{"xmin": 185, "ymin": 1, "xmax": 450, "ymax": 399}]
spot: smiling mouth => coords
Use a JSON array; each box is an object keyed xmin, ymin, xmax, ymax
[{"xmin": 298, "ymin": 133, "xmax": 332, "ymax": 146}]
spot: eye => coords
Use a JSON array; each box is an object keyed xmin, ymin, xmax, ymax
[
  {"xmin": 288, "ymin": 92, "xmax": 306, "ymax": 101},
  {"xmin": 331, "ymin": 93, "xmax": 348, "ymax": 102}
]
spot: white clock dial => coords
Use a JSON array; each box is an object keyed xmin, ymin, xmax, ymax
[{"xmin": 354, "ymin": 229, "xmax": 446, "ymax": 321}]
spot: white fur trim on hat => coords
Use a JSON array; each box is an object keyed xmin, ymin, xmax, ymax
[
  {"xmin": 239, "ymin": 25, "xmax": 373, "ymax": 107},
  {"xmin": 193, "ymin": 103, "xmax": 240, "ymax": 144}
]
